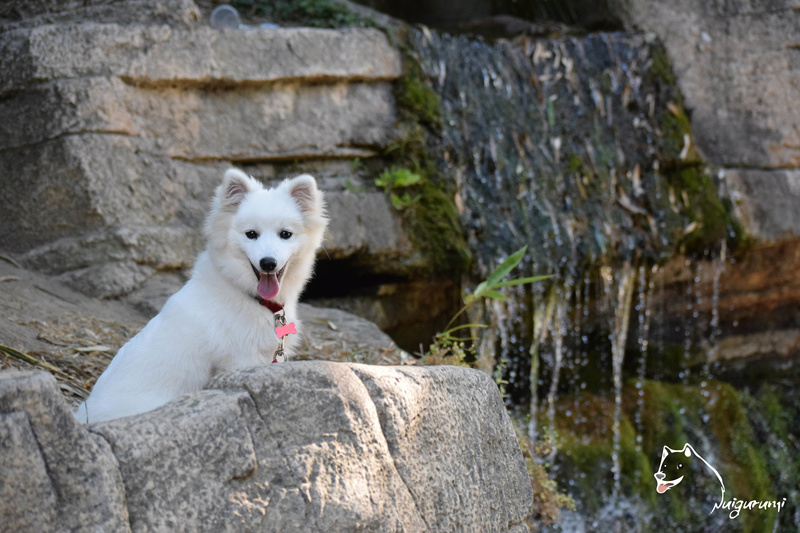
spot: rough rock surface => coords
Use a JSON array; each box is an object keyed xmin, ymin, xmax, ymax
[
  {"xmin": 616, "ymin": 0, "xmax": 800, "ymax": 240},
  {"xmin": 0, "ymin": 258, "xmax": 407, "ymax": 395},
  {"xmin": 0, "ymin": 372, "xmax": 128, "ymax": 532},
  {"xmin": 0, "ymin": 7, "xmax": 409, "ymax": 298},
  {"xmin": 0, "ymin": 364, "xmax": 532, "ymax": 532},
  {"xmin": 614, "ymin": 0, "xmax": 800, "ymax": 374}
]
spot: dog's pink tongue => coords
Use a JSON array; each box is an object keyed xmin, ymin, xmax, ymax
[
  {"xmin": 657, "ymin": 483, "xmax": 670, "ymax": 494},
  {"xmin": 257, "ymin": 273, "xmax": 280, "ymax": 301}
]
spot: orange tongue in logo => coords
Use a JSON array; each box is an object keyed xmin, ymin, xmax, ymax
[
  {"xmin": 657, "ymin": 483, "xmax": 670, "ymax": 494},
  {"xmin": 257, "ymin": 273, "xmax": 280, "ymax": 300}
]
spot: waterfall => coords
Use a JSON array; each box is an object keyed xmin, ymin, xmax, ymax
[
  {"xmin": 404, "ymin": 23, "xmax": 771, "ymax": 528},
  {"xmin": 607, "ymin": 261, "xmax": 636, "ymax": 499}
]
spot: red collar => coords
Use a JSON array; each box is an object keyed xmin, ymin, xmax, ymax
[{"xmin": 255, "ymin": 296, "xmax": 284, "ymax": 314}]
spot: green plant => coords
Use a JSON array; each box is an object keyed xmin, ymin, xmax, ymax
[
  {"xmin": 421, "ymin": 245, "xmax": 551, "ymax": 365},
  {"xmin": 418, "ymin": 247, "xmax": 570, "ymax": 523},
  {"xmin": 515, "ymin": 426, "xmax": 576, "ymax": 526},
  {"xmin": 375, "ymin": 166, "xmax": 422, "ymax": 210}
]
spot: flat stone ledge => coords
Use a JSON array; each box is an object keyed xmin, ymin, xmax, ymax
[
  {"xmin": 0, "ymin": 24, "xmax": 402, "ymax": 94},
  {"xmin": 724, "ymin": 168, "xmax": 800, "ymax": 242}
]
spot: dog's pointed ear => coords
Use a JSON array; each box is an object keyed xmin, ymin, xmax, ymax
[
  {"xmin": 220, "ymin": 168, "xmax": 255, "ymax": 209},
  {"xmin": 283, "ymin": 174, "xmax": 320, "ymax": 214}
]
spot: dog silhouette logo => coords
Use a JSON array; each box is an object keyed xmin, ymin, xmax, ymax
[
  {"xmin": 654, "ymin": 443, "xmax": 725, "ymax": 510},
  {"xmin": 655, "ymin": 443, "xmax": 788, "ymax": 520}
]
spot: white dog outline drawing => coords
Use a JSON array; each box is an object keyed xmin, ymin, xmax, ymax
[{"xmin": 654, "ymin": 443, "xmax": 725, "ymax": 511}]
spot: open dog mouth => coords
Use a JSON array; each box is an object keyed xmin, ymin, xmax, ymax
[
  {"xmin": 656, "ymin": 476, "xmax": 684, "ymax": 494},
  {"xmin": 251, "ymin": 263, "xmax": 286, "ymax": 301}
]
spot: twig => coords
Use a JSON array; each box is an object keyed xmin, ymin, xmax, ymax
[
  {"xmin": 34, "ymin": 285, "xmax": 76, "ymax": 305},
  {"xmin": 0, "ymin": 254, "xmax": 22, "ymax": 269},
  {"xmin": 0, "ymin": 343, "xmax": 67, "ymax": 376}
]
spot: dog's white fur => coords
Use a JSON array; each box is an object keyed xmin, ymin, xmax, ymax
[{"xmin": 74, "ymin": 168, "xmax": 327, "ymax": 424}]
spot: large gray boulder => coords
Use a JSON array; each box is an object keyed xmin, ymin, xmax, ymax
[
  {"xmin": 0, "ymin": 364, "xmax": 532, "ymax": 532},
  {"xmin": 0, "ymin": 372, "xmax": 128, "ymax": 532}
]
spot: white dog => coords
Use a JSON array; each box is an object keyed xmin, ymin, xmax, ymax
[{"xmin": 74, "ymin": 168, "xmax": 327, "ymax": 423}]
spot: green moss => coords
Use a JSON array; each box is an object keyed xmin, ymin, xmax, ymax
[
  {"xmin": 708, "ymin": 384, "xmax": 776, "ymax": 531},
  {"xmin": 544, "ymin": 392, "xmax": 652, "ymax": 511},
  {"xmin": 378, "ymin": 39, "xmax": 470, "ymax": 275},
  {"xmin": 660, "ymin": 104, "xmax": 701, "ymax": 165},
  {"xmin": 395, "ymin": 70, "xmax": 442, "ymax": 129},
  {"xmin": 408, "ymin": 171, "xmax": 472, "ymax": 274},
  {"xmin": 543, "ymin": 380, "xmax": 778, "ymax": 530},
  {"xmin": 665, "ymin": 166, "xmax": 736, "ymax": 254},
  {"xmin": 647, "ymin": 42, "xmax": 677, "ymax": 87},
  {"xmin": 638, "ymin": 381, "xmax": 776, "ymax": 531},
  {"xmin": 645, "ymin": 86, "xmax": 745, "ymax": 256},
  {"xmin": 740, "ymin": 384, "xmax": 799, "ymax": 533},
  {"xmin": 567, "ymin": 153, "xmax": 584, "ymax": 173},
  {"xmin": 641, "ymin": 44, "xmax": 752, "ymax": 258}
]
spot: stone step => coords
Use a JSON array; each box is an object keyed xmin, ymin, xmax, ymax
[
  {"xmin": 0, "ymin": 77, "xmax": 398, "ymax": 160},
  {"xmin": 0, "ymin": 25, "xmax": 402, "ymax": 93}
]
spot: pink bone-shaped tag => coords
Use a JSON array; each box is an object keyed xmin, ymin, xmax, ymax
[{"xmin": 275, "ymin": 321, "xmax": 297, "ymax": 339}]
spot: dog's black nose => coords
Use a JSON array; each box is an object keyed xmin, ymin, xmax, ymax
[{"xmin": 259, "ymin": 257, "xmax": 277, "ymax": 273}]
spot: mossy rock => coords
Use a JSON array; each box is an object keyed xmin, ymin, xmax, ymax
[
  {"xmin": 373, "ymin": 35, "xmax": 471, "ymax": 276},
  {"xmin": 544, "ymin": 380, "xmax": 778, "ymax": 531},
  {"xmin": 663, "ymin": 166, "xmax": 746, "ymax": 254},
  {"xmin": 541, "ymin": 392, "xmax": 652, "ymax": 512}
]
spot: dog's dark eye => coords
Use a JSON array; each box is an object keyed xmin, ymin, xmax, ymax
[
  {"xmin": 245, "ymin": 230, "xmax": 258, "ymax": 240},
  {"xmin": 280, "ymin": 230, "xmax": 292, "ymax": 240}
]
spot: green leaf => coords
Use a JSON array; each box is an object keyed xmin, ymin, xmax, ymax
[
  {"xmin": 390, "ymin": 193, "xmax": 405, "ymax": 210},
  {"xmin": 463, "ymin": 247, "xmax": 552, "ymax": 307},
  {"xmin": 492, "ymin": 274, "xmax": 554, "ymax": 289},
  {"xmin": 441, "ymin": 323, "xmax": 489, "ymax": 335},
  {"xmin": 484, "ymin": 246, "xmax": 528, "ymax": 288},
  {"xmin": 471, "ymin": 280, "xmax": 489, "ymax": 298},
  {"xmin": 393, "ymin": 168, "xmax": 422, "ymax": 187},
  {"xmin": 484, "ymin": 289, "xmax": 509, "ymax": 301}
]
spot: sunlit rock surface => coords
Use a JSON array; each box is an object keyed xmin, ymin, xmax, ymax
[{"xmin": 0, "ymin": 365, "xmax": 532, "ymax": 532}]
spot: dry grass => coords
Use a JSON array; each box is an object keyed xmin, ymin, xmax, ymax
[
  {"xmin": 514, "ymin": 426, "xmax": 576, "ymax": 529},
  {"xmin": 0, "ymin": 311, "xmax": 410, "ymax": 406},
  {"xmin": 0, "ymin": 313, "xmax": 142, "ymax": 406}
]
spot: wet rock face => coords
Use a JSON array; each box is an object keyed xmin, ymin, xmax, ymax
[
  {"xmin": 405, "ymin": 28, "xmax": 741, "ymax": 401},
  {"xmin": 410, "ymin": 29, "xmax": 723, "ymax": 279},
  {"xmin": 618, "ymin": 0, "xmax": 800, "ymax": 171},
  {"xmin": 610, "ymin": 0, "xmax": 800, "ymax": 379},
  {"xmin": 617, "ymin": 0, "xmax": 800, "ymax": 242},
  {"xmin": 0, "ymin": 365, "xmax": 533, "ymax": 532}
]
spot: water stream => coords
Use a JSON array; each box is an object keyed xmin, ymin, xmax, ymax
[
  {"xmin": 607, "ymin": 261, "xmax": 635, "ymax": 499},
  {"xmin": 408, "ymin": 25, "xmax": 796, "ymax": 530}
]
